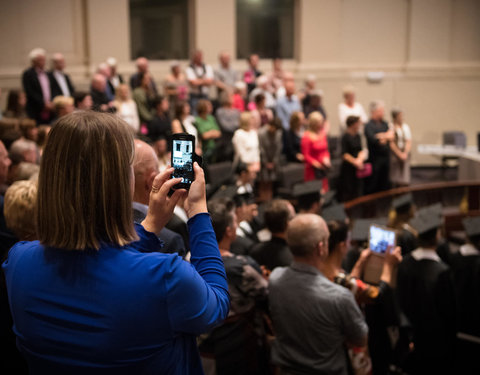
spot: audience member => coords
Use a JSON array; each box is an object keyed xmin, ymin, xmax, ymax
[
  {"xmin": 258, "ymin": 117, "xmax": 283, "ymax": 198},
  {"xmin": 268, "ymin": 214, "xmax": 368, "ymax": 374},
  {"xmin": 215, "ymin": 91, "xmax": 240, "ymax": 160},
  {"xmin": 199, "ymin": 199, "xmax": 269, "ymax": 374},
  {"xmin": 22, "ymin": 48, "xmax": 53, "ymax": 123},
  {"xmin": 451, "ymin": 216, "xmax": 480, "ymax": 374},
  {"xmin": 214, "ymin": 51, "xmax": 239, "ymax": 98},
  {"xmin": 133, "ymin": 139, "xmax": 186, "ymax": 257},
  {"xmin": 364, "ymin": 100, "xmax": 394, "ymax": 194},
  {"xmin": 113, "ymin": 84, "xmax": 140, "ymax": 133},
  {"xmin": 36, "ymin": 125, "xmax": 51, "ymax": 156},
  {"xmin": 232, "ymin": 81, "xmax": 247, "ymax": 112},
  {"xmin": 338, "ymin": 85, "xmax": 368, "ymax": 133},
  {"xmin": 52, "ymin": 95, "xmax": 74, "ymax": 119},
  {"xmin": 164, "ymin": 61, "xmax": 189, "ymax": 116},
  {"xmin": 4, "ymin": 90, "xmax": 28, "ymax": 119},
  {"xmin": 301, "ymin": 111, "xmax": 331, "ymax": 192},
  {"xmin": 2, "ymin": 111, "xmax": 229, "ymax": 373},
  {"xmin": 250, "ymin": 199, "xmax": 295, "ymax": 271},
  {"xmin": 338, "ymin": 115, "xmax": 367, "ymax": 202},
  {"xmin": 48, "ymin": 52, "xmax": 75, "ymax": 99},
  {"xmin": 243, "ymin": 54, "xmax": 262, "ymax": 95},
  {"xmin": 130, "ymin": 57, "xmax": 158, "ymax": 94},
  {"xmin": 389, "ymin": 107, "xmax": 412, "ymax": 187},
  {"xmin": 249, "ymin": 75, "xmax": 276, "ymax": 110},
  {"xmin": 147, "ymin": 95, "xmax": 171, "ymax": 143},
  {"xmin": 18, "ymin": 118, "xmax": 38, "ymax": 142},
  {"xmin": 132, "ymin": 72, "xmax": 156, "ymax": 125},
  {"xmin": 251, "ymin": 93, "xmax": 274, "ymax": 129},
  {"xmin": 389, "ymin": 193, "xmax": 417, "ymax": 255},
  {"xmin": 12, "ymin": 162, "xmax": 39, "ymax": 182},
  {"xmin": 283, "ymin": 111, "xmax": 305, "ymax": 163},
  {"xmin": 96, "ymin": 62, "xmax": 115, "ymax": 101},
  {"xmin": 106, "ymin": 57, "xmax": 124, "ymax": 89},
  {"xmin": 90, "ymin": 73, "xmax": 113, "ymax": 112},
  {"xmin": 304, "ymin": 90, "xmax": 327, "ymax": 119},
  {"xmin": 266, "ymin": 57, "xmax": 286, "ymax": 96},
  {"xmin": 73, "ymin": 91, "xmax": 93, "ymax": 110},
  {"xmin": 0, "ymin": 140, "xmax": 12, "ymax": 195},
  {"xmin": 171, "ymin": 101, "xmax": 201, "ymax": 155},
  {"xmin": 276, "ymin": 80, "xmax": 301, "ymax": 130},
  {"xmin": 232, "ymin": 112, "xmax": 260, "ymax": 168},
  {"xmin": 195, "ymin": 99, "xmax": 221, "ymax": 164},
  {"xmin": 4, "ymin": 180, "xmax": 37, "ymax": 241},
  {"xmin": 292, "ymin": 180, "xmax": 322, "ymax": 214},
  {"xmin": 299, "ymin": 74, "xmax": 317, "ymax": 111},
  {"xmin": 186, "ymin": 50, "xmax": 214, "ymax": 115},
  {"xmin": 396, "ymin": 205, "xmax": 456, "ymax": 374}
]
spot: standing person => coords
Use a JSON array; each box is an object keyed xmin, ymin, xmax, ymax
[
  {"xmin": 3, "ymin": 90, "xmax": 28, "ymax": 119},
  {"xmin": 268, "ymin": 214, "xmax": 368, "ymax": 375},
  {"xmin": 147, "ymin": 96, "xmax": 171, "ymax": 144},
  {"xmin": 214, "ymin": 51, "xmax": 239, "ymax": 98},
  {"xmin": 248, "ymin": 75, "xmax": 276, "ymax": 110},
  {"xmin": 301, "ymin": 111, "xmax": 331, "ymax": 192},
  {"xmin": 113, "ymin": 84, "xmax": 140, "ymax": 133},
  {"xmin": 396, "ymin": 205, "xmax": 456, "ymax": 375},
  {"xmin": 73, "ymin": 91, "xmax": 93, "ymax": 111},
  {"xmin": 90, "ymin": 74, "xmax": 113, "ymax": 112},
  {"xmin": 96, "ymin": 63, "xmax": 115, "ymax": 102},
  {"xmin": 232, "ymin": 112, "xmax": 260, "ymax": 168},
  {"xmin": 48, "ymin": 53, "xmax": 75, "ymax": 99},
  {"xmin": 2, "ymin": 111, "xmax": 230, "ymax": 374},
  {"xmin": 243, "ymin": 54, "xmax": 262, "ymax": 95},
  {"xmin": 232, "ymin": 81, "xmax": 247, "ymax": 112},
  {"xmin": 299, "ymin": 74, "xmax": 317, "ymax": 111},
  {"xmin": 215, "ymin": 91, "xmax": 240, "ymax": 161},
  {"xmin": 132, "ymin": 72, "xmax": 155, "ymax": 126},
  {"xmin": 164, "ymin": 61, "xmax": 189, "ymax": 117},
  {"xmin": 185, "ymin": 50, "xmax": 214, "ymax": 115},
  {"xmin": 389, "ymin": 108, "xmax": 412, "ymax": 187},
  {"xmin": 337, "ymin": 85, "xmax": 368, "ymax": 133},
  {"xmin": 266, "ymin": 57, "xmax": 286, "ymax": 96},
  {"xmin": 338, "ymin": 116, "xmax": 367, "ymax": 202},
  {"xmin": 130, "ymin": 57, "xmax": 158, "ymax": 94},
  {"xmin": 276, "ymin": 80, "xmax": 302, "ymax": 131},
  {"xmin": 364, "ymin": 100, "xmax": 394, "ymax": 195},
  {"xmin": 22, "ymin": 48, "xmax": 53, "ymax": 124},
  {"xmin": 250, "ymin": 93, "xmax": 274, "ymax": 130},
  {"xmin": 258, "ymin": 117, "xmax": 283, "ymax": 199},
  {"xmin": 106, "ymin": 57, "xmax": 124, "ymax": 90},
  {"xmin": 283, "ymin": 111, "xmax": 305, "ymax": 163},
  {"xmin": 171, "ymin": 101, "xmax": 202, "ymax": 155},
  {"xmin": 195, "ymin": 100, "xmax": 221, "ymax": 164}
]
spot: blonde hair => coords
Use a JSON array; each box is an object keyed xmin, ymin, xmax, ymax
[
  {"xmin": 239, "ymin": 112, "xmax": 252, "ymax": 130},
  {"xmin": 53, "ymin": 96, "xmax": 74, "ymax": 112},
  {"xmin": 307, "ymin": 111, "xmax": 324, "ymax": 132},
  {"xmin": 4, "ymin": 180, "xmax": 38, "ymax": 240},
  {"xmin": 36, "ymin": 111, "xmax": 137, "ymax": 250}
]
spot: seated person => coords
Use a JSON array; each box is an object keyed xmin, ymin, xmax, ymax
[{"xmin": 195, "ymin": 100, "xmax": 221, "ymax": 164}]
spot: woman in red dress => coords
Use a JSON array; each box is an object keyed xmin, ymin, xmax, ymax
[{"xmin": 301, "ymin": 111, "xmax": 331, "ymax": 192}]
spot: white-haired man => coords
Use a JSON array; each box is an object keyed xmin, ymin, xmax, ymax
[
  {"xmin": 48, "ymin": 52, "xmax": 75, "ymax": 99},
  {"xmin": 130, "ymin": 57, "xmax": 158, "ymax": 94},
  {"xmin": 268, "ymin": 214, "xmax": 368, "ymax": 374},
  {"xmin": 22, "ymin": 48, "xmax": 53, "ymax": 123}
]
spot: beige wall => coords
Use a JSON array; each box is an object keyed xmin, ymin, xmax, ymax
[{"xmin": 1, "ymin": 0, "xmax": 479, "ymax": 165}]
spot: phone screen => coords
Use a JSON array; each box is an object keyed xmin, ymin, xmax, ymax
[
  {"xmin": 369, "ymin": 225, "xmax": 396, "ymax": 254},
  {"xmin": 172, "ymin": 139, "xmax": 194, "ymax": 186}
]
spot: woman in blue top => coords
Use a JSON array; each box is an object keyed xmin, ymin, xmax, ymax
[{"xmin": 2, "ymin": 111, "xmax": 230, "ymax": 374}]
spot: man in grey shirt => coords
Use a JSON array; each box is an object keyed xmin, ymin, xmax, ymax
[{"xmin": 269, "ymin": 214, "xmax": 368, "ymax": 375}]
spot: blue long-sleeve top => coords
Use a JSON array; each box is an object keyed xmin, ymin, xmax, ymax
[{"xmin": 2, "ymin": 213, "xmax": 229, "ymax": 375}]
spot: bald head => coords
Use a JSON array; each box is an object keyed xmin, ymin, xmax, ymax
[
  {"xmin": 287, "ymin": 214, "xmax": 329, "ymax": 258},
  {"xmin": 92, "ymin": 74, "xmax": 106, "ymax": 91},
  {"xmin": 52, "ymin": 53, "xmax": 65, "ymax": 71},
  {"xmin": 136, "ymin": 57, "xmax": 149, "ymax": 73},
  {"xmin": 133, "ymin": 140, "xmax": 159, "ymax": 204}
]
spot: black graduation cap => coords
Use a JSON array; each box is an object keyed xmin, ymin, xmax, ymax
[
  {"xmin": 321, "ymin": 204, "xmax": 347, "ymax": 223},
  {"xmin": 209, "ymin": 184, "xmax": 237, "ymax": 202},
  {"xmin": 410, "ymin": 203, "xmax": 443, "ymax": 235},
  {"xmin": 462, "ymin": 216, "xmax": 480, "ymax": 238},
  {"xmin": 351, "ymin": 218, "xmax": 388, "ymax": 242},
  {"xmin": 321, "ymin": 190, "xmax": 337, "ymax": 208},
  {"xmin": 392, "ymin": 193, "xmax": 413, "ymax": 211},
  {"xmin": 292, "ymin": 180, "xmax": 322, "ymax": 199}
]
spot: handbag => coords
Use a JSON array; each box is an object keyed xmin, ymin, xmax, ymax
[{"xmin": 356, "ymin": 163, "xmax": 372, "ymax": 179}]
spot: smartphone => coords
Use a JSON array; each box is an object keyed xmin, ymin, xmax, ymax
[
  {"xmin": 369, "ymin": 224, "xmax": 396, "ymax": 255},
  {"xmin": 171, "ymin": 133, "xmax": 195, "ymax": 189}
]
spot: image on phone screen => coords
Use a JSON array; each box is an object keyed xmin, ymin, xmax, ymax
[
  {"xmin": 369, "ymin": 225, "xmax": 396, "ymax": 254},
  {"xmin": 172, "ymin": 139, "xmax": 193, "ymax": 185}
]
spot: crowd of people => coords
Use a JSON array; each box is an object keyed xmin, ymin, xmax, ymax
[{"xmin": 0, "ymin": 48, "xmax": 478, "ymax": 375}]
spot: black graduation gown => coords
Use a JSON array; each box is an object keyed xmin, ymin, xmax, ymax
[{"xmin": 396, "ymin": 252, "xmax": 456, "ymax": 374}]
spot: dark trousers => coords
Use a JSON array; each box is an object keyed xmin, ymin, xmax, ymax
[{"xmin": 365, "ymin": 156, "xmax": 390, "ymax": 195}]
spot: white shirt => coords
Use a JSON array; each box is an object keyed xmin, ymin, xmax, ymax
[
  {"xmin": 390, "ymin": 123, "xmax": 412, "ymax": 151},
  {"xmin": 182, "ymin": 115, "xmax": 199, "ymax": 145},
  {"xmin": 232, "ymin": 128, "xmax": 260, "ymax": 164},
  {"xmin": 338, "ymin": 102, "xmax": 368, "ymax": 133},
  {"xmin": 411, "ymin": 248, "xmax": 441, "ymax": 262},
  {"xmin": 53, "ymin": 70, "xmax": 71, "ymax": 97},
  {"xmin": 116, "ymin": 100, "xmax": 140, "ymax": 132},
  {"xmin": 248, "ymin": 88, "xmax": 276, "ymax": 108},
  {"xmin": 459, "ymin": 244, "xmax": 480, "ymax": 256},
  {"xmin": 185, "ymin": 64, "xmax": 214, "ymax": 96}
]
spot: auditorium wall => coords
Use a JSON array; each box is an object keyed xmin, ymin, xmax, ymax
[{"xmin": 0, "ymin": 0, "xmax": 479, "ymax": 165}]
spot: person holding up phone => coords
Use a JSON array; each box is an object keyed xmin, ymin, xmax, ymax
[{"xmin": 2, "ymin": 111, "xmax": 229, "ymax": 374}]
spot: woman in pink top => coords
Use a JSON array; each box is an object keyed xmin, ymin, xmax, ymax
[{"xmin": 301, "ymin": 111, "xmax": 331, "ymax": 192}]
